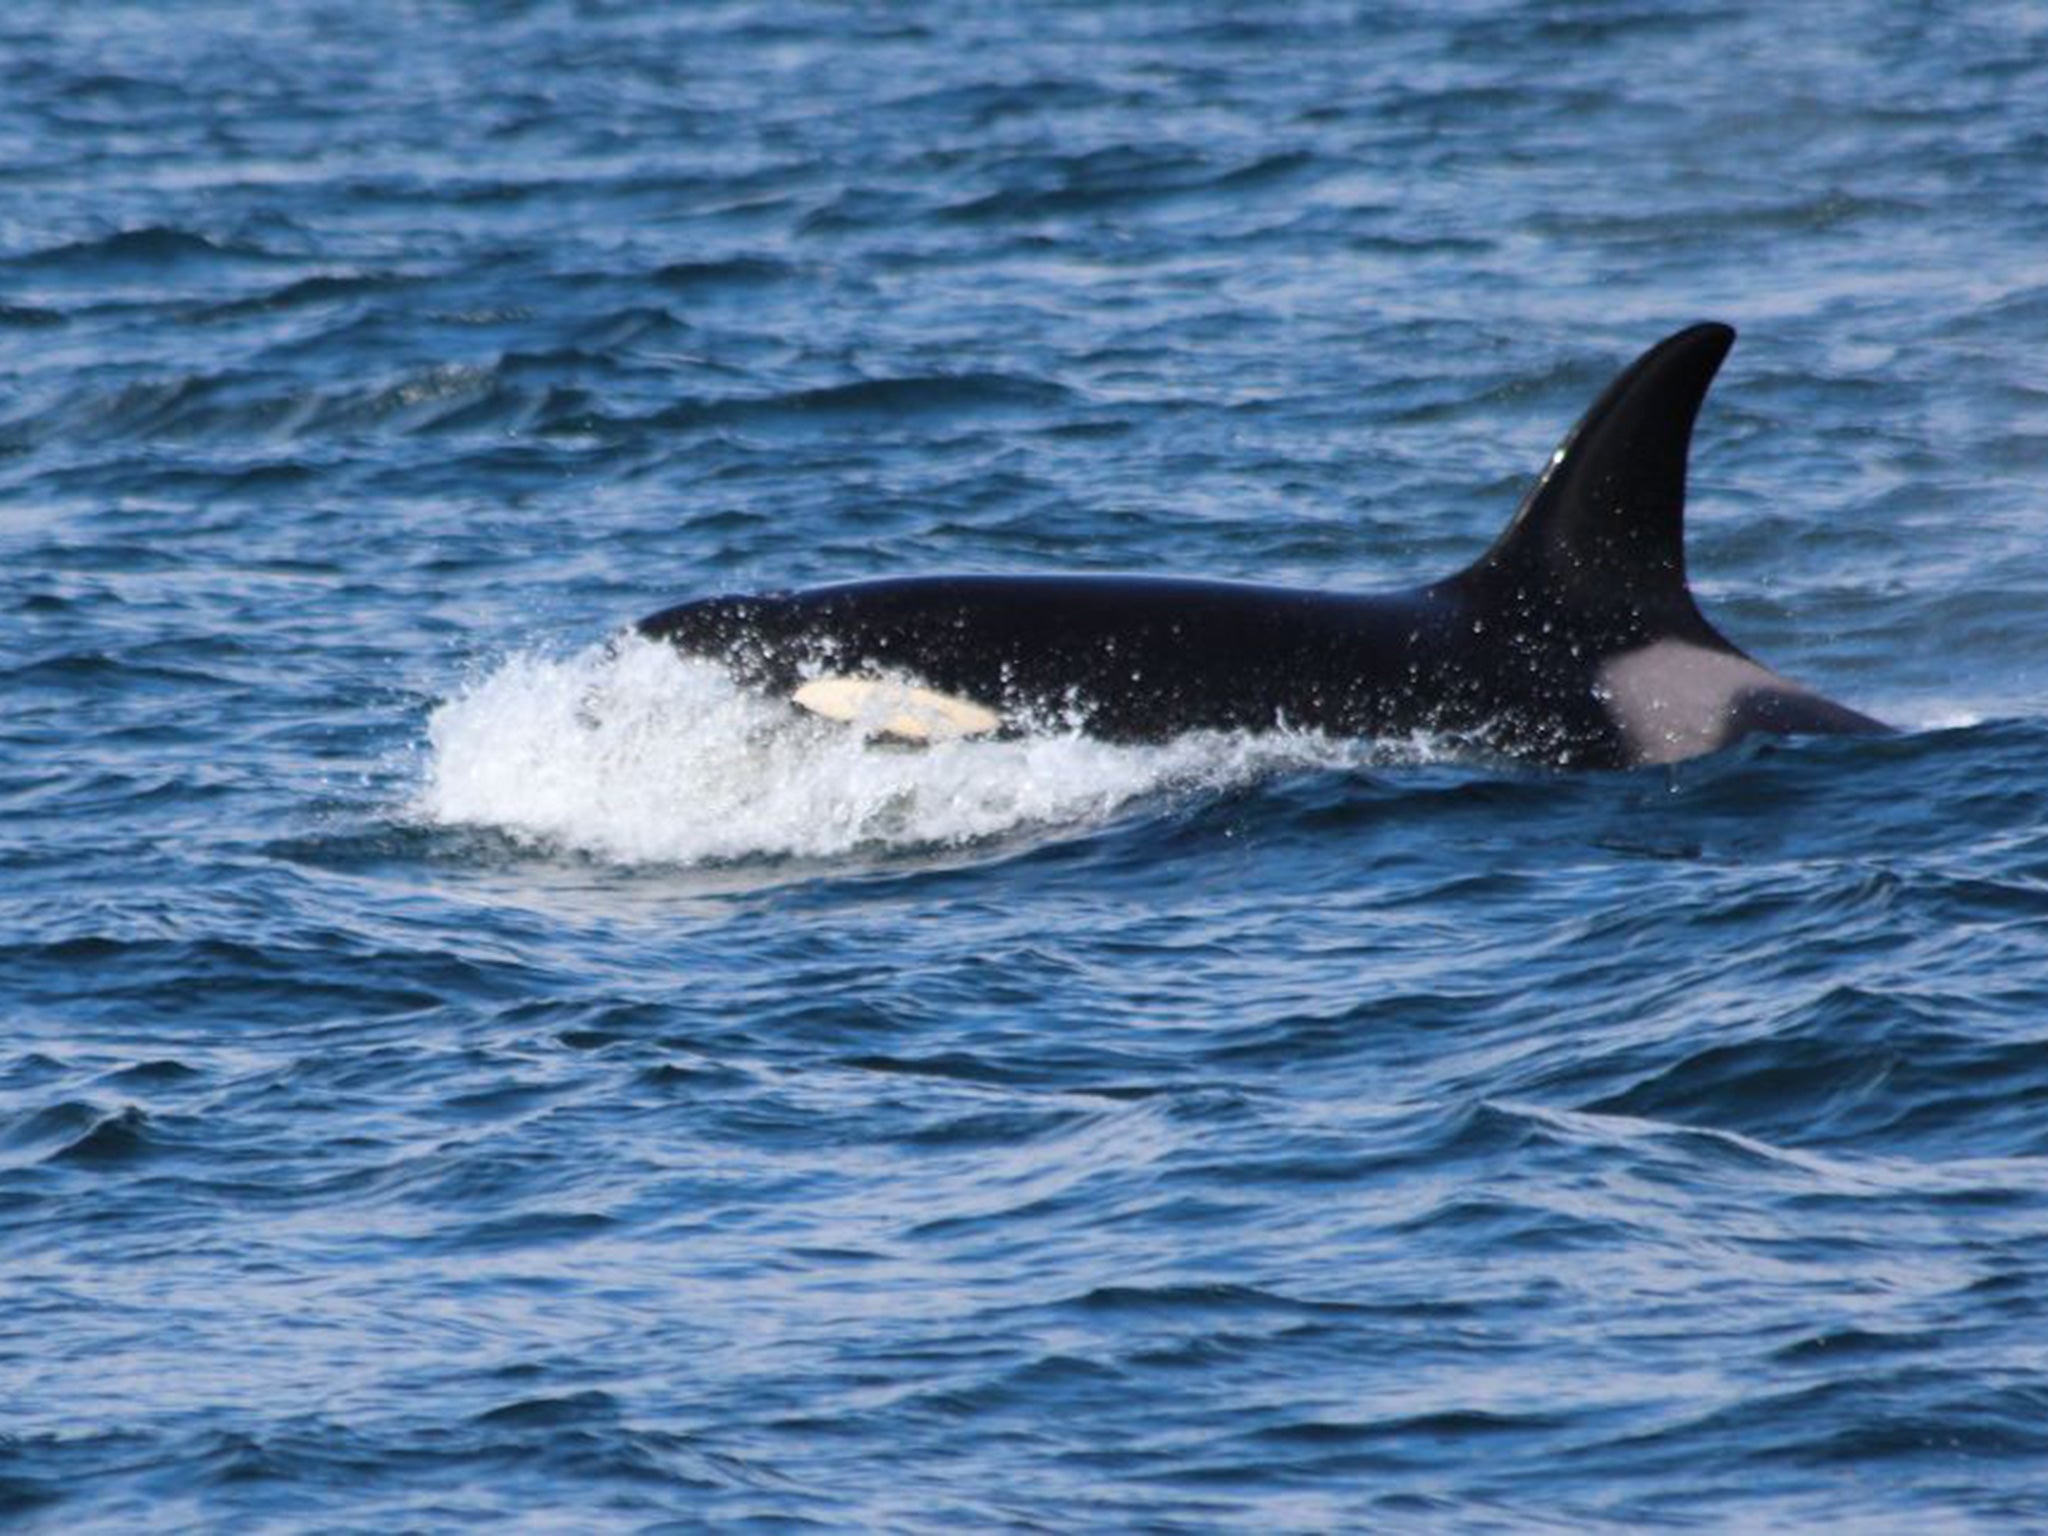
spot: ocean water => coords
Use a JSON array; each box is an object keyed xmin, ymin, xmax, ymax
[{"xmin": 6, "ymin": 1, "xmax": 2048, "ymax": 1529}]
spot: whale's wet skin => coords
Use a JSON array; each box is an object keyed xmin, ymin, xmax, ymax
[
  {"xmin": 10, "ymin": 1, "xmax": 2048, "ymax": 1531},
  {"xmin": 639, "ymin": 326, "xmax": 1887, "ymax": 768}
]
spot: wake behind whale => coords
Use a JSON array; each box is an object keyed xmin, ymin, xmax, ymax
[{"xmin": 637, "ymin": 325, "xmax": 1888, "ymax": 770}]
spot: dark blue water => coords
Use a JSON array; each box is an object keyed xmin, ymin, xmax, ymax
[{"xmin": 7, "ymin": 3, "xmax": 2048, "ymax": 1529}]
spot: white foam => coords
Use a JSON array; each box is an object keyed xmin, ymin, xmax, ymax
[
  {"xmin": 1901, "ymin": 702, "xmax": 1984, "ymax": 732},
  {"xmin": 413, "ymin": 636, "xmax": 1392, "ymax": 866}
]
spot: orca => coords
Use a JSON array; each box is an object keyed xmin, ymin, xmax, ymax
[{"xmin": 635, "ymin": 323, "xmax": 1889, "ymax": 768}]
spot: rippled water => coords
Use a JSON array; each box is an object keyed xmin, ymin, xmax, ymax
[{"xmin": 7, "ymin": 2, "xmax": 2048, "ymax": 1529}]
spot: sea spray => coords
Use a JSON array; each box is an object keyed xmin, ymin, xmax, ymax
[{"xmin": 416, "ymin": 635, "xmax": 1401, "ymax": 865}]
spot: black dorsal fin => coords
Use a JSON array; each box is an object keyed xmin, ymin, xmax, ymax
[{"xmin": 1460, "ymin": 322, "xmax": 1735, "ymax": 644}]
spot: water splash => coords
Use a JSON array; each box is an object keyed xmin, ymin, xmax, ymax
[{"xmin": 415, "ymin": 636, "xmax": 1387, "ymax": 865}]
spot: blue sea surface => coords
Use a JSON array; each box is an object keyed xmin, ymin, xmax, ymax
[{"xmin": 7, "ymin": 2, "xmax": 2048, "ymax": 1529}]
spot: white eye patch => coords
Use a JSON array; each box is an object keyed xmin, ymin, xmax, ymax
[{"xmin": 792, "ymin": 676, "xmax": 1003, "ymax": 744}]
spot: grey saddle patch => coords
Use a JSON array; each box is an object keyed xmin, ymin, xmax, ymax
[{"xmin": 1597, "ymin": 641, "xmax": 1832, "ymax": 765}]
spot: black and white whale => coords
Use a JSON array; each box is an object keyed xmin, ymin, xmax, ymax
[{"xmin": 635, "ymin": 323, "xmax": 1887, "ymax": 769}]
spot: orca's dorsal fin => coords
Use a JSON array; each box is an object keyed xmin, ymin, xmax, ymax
[{"xmin": 1461, "ymin": 322, "xmax": 1735, "ymax": 646}]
